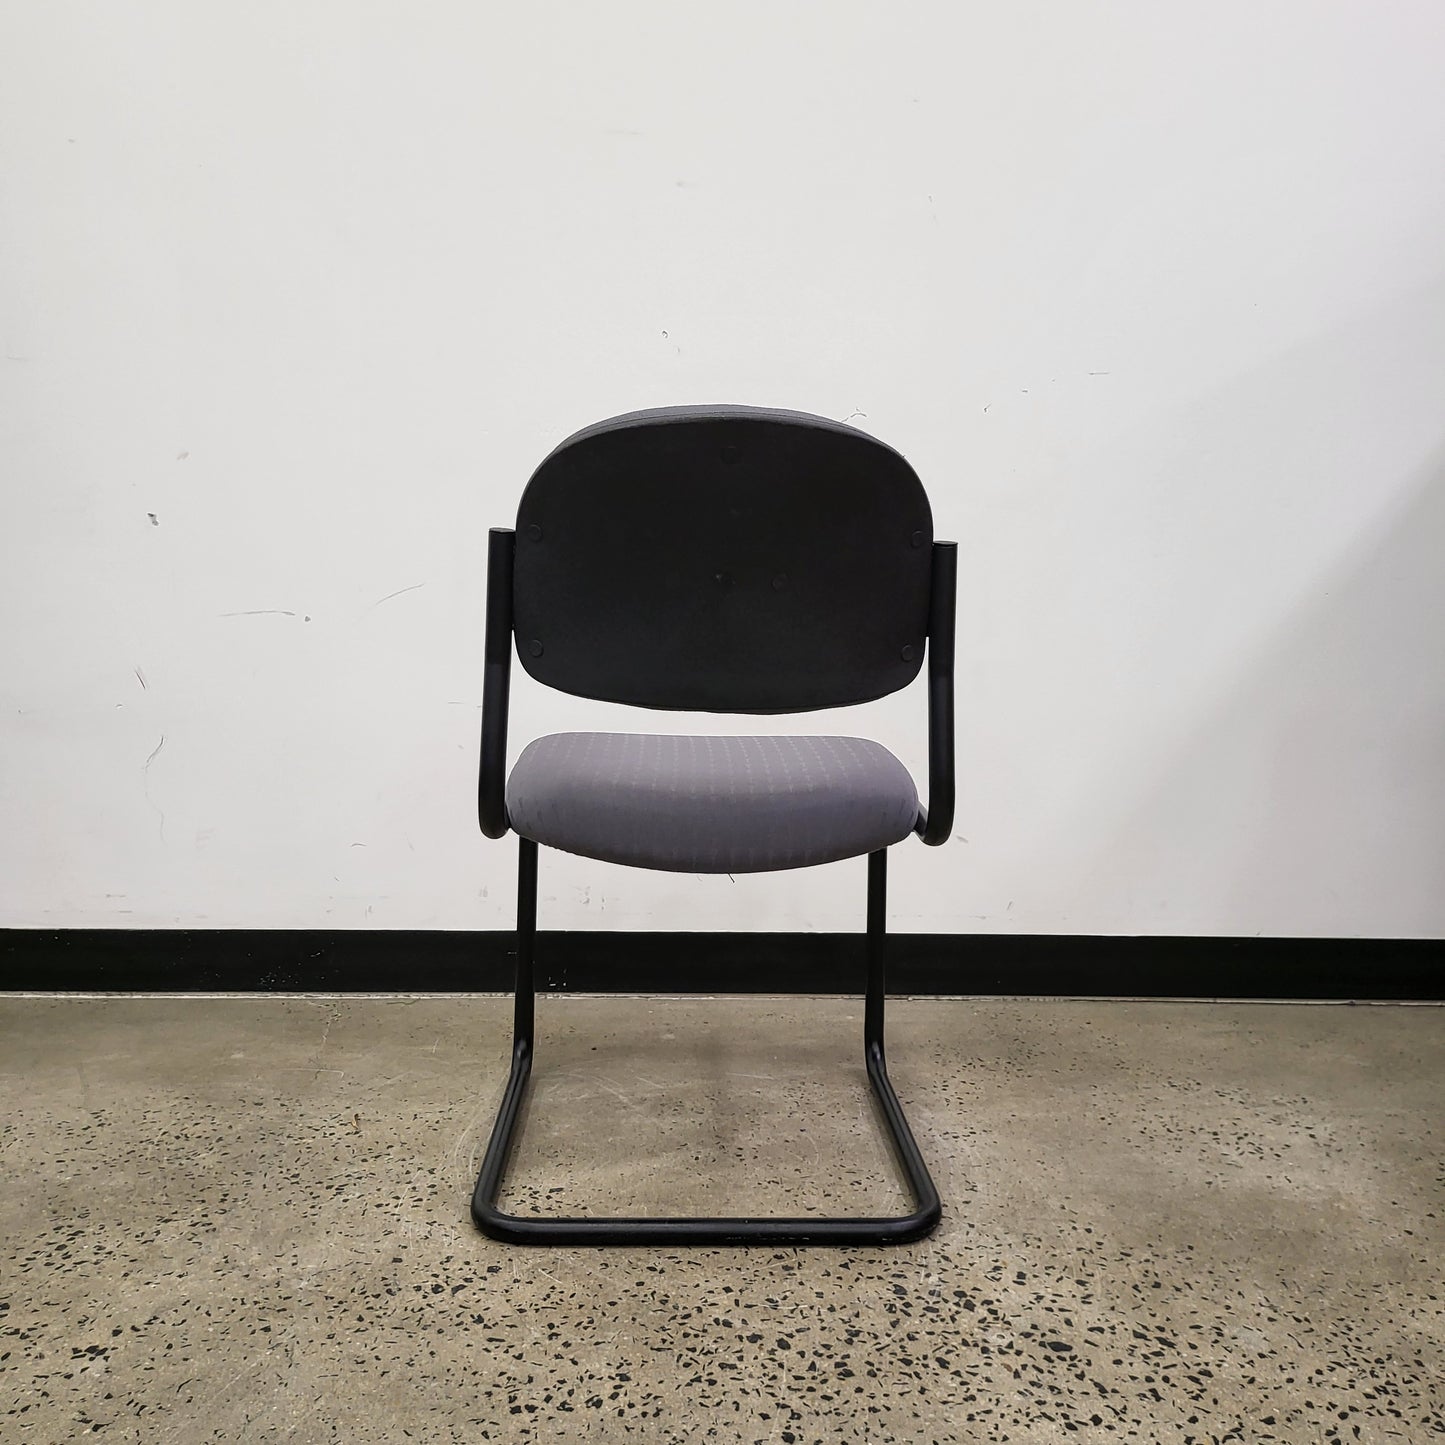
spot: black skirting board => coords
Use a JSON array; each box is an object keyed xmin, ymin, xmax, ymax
[{"xmin": 2, "ymin": 929, "xmax": 1440, "ymax": 999}]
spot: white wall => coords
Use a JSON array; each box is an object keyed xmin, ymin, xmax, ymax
[{"xmin": 3, "ymin": 1, "xmax": 1442, "ymax": 938}]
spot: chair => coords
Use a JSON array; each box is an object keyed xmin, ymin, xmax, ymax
[{"xmin": 472, "ymin": 404, "xmax": 956, "ymax": 1245}]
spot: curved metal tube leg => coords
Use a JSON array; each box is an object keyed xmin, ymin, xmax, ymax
[{"xmin": 470, "ymin": 842, "xmax": 942, "ymax": 1245}]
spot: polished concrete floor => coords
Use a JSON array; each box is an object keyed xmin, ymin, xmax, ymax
[{"xmin": 0, "ymin": 994, "xmax": 1441, "ymax": 1443}]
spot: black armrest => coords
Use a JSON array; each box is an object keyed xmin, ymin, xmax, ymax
[
  {"xmin": 916, "ymin": 540, "xmax": 956, "ymax": 846},
  {"xmin": 478, "ymin": 527, "xmax": 515, "ymax": 839}
]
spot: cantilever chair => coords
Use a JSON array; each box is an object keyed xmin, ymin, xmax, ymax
[{"xmin": 472, "ymin": 404, "xmax": 955, "ymax": 1245}]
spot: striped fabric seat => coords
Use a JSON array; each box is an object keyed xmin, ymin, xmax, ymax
[{"xmin": 506, "ymin": 732, "xmax": 920, "ymax": 874}]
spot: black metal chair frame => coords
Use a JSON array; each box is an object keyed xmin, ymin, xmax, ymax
[{"xmin": 470, "ymin": 410, "xmax": 955, "ymax": 1245}]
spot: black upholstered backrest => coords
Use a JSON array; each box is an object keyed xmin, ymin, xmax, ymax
[{"xmin": 512, "ymin": 406, "xmax": 934, "ymax": 714}]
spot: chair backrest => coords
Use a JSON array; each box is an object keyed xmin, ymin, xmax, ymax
[{"xmin": 512, "ymin": 405, "xmax": 935, "ymax": 714}]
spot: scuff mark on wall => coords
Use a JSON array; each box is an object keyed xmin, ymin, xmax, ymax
[
  {"xmin": 369, "ymin": 582, "xmax": 425, "ymax": 610},
  {"xmin": 142, "ymin": 733, "xmax": 167, "ymax": 841}
]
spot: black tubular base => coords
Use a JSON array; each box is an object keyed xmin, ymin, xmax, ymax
[{"xmin": 470, "ymin": 843, "xmax": 942, "ymax": 1247}]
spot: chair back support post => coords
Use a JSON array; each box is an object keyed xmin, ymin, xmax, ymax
[
  {"xmin": 479, "ymin": 527, "xmax": 515, "ymax": 838},
  {"xmin": 918, "ymin": 541, "xmax": 957, "ymax": 845}
]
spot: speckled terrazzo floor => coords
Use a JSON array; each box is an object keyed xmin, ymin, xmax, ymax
[{"xmin": 1, "ymin": 996, "xmax": 1441, "ymax": 1443}]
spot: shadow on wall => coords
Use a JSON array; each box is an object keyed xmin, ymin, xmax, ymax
[
  {"xmin": 1082, "ymin": 452, "xmax": 1444, "ymax": 938},
  {"xmin": 1052, "ymin": 289, "xmax": 1445, "ymax": 938}
]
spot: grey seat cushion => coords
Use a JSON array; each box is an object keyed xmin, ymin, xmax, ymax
[{"xmin": 506, "ymin": 733, "xmax": 920, "ymax": 873}]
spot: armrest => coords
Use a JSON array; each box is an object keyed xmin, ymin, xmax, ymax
[
  {"xmin": 478, "ymin": 527, "xmax": 515, "ymax": 839},
  {"xmin": 915, "ymin": 540, "xmax": 956, "ymax": 846}
]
